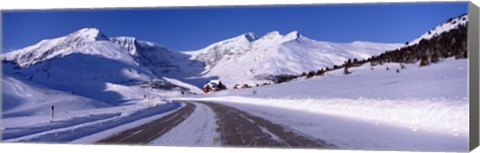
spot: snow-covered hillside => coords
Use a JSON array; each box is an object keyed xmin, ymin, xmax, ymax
[
  {"xmin": 184, "ymin": 32, "xmax": 257, "ymax": 71},
  {"xmin": 110, "ymin": 36, "xmax": 181, "ymax": 75},
  {"xmin": 178, "ymin": 58, "xmax": 468, "ymax": 151},
  {"xmin": 184, "ymin": 31, "xmax": 402, "ymax": 86},
  {"xmin": 2, "ymin": 28, "xmax": 185, "ymax": 107},
  {"xmin": 2, "ymin": 75, "xmax": 110, "ymax": 118},
  {"xmin": 409, "ymin": 14, "xmax": 468, "ymax": 46}
]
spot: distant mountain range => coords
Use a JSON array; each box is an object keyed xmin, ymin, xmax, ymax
[{"xmin": 2, "ymin": 14, "xmax": 468, "ymax": 89}]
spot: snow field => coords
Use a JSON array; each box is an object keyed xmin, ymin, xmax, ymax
[
  {"xmin": 2, "ymin": 75, "xmax": 110, "ymax": 118},
  {"xmin": 172, "ymin": 58, "xmax": 468, "ymax": 151}
]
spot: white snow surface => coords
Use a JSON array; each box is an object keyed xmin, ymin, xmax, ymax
[
  {"xmin": 2, "ymin": 27, "xmax": 402, "ymax": 89},
  {"xmin": 162, "ymin": 77, "xmax": 203, "ymax": 94},
  {"xmin": 110, "ymin": 36, "xmax": 180, "ymax": 75},
  {"xmin": 210, "ymin": 58, "xmax": 467, "ymax": 99},
  {"xmin": 173, "ymin": 58, "xmax": 468, "ymax": 151},
  {"xmin": 1, "ymin": 21, "xmax": 468, "ymax": 151},
  {"xmin": 2, "ymin": 75, "xmax": 109, "ymax": 118},
  {"xmin": 184, "ymin": 31, "xmax": 402, "ymax": 87},
  {"xmin": 2, "ymin": 28, "xmax": 110, "ymax": 67},
  {"xmin": 2, "ymin": 28, "xmax": 182, "ymax": 106}
]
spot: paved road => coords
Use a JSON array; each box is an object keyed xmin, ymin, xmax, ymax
[
  {"xmin": 97, "ymin": 103, "xmax": 196, "ymax": 144},
  {"xmin": 96, "ymin": 101, "xmax": 335, "ymax": 148},
  {"xmin": 201, "ymin": 102, "xmax": 336, "ymax": 148}
]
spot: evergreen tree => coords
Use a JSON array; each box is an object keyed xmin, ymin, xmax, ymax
[
  {"xmin": 419, "ymin": 55, "xmax": 430, "ymax": 67},
  {"xmin": 344, "ymin": 66, "xmax": 350, "ymax": 75},
  {"xmin": 316, "ymin": 69, "xmax": 324, "ymax": 76},
  {"xmin": 300, "ymin": 72, "xmax": 307, "ymax": 77},
  {"xmin": 306, "ymin": 71, "xmax": 316, "ymax": 79}
]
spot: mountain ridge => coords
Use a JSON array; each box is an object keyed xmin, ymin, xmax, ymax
[
  {"xmin": 409, "ymin": 14, "xmax": 468, "ymax": 46},
  {"xmin": 3, "ymin": 13, "xmax": 467, "ymax": 87},
  {"xmin": 1, "ymin": 28, "xmax": 404, "ymax": 88}
]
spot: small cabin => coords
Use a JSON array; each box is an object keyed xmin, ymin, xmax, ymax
[
  {"xmin": 203, "ymin": 80, "xmax": 227, "ymax": 93},
  {"xmin": 233, "ymin": 84, "xmax": 251, "ymax": 89}
]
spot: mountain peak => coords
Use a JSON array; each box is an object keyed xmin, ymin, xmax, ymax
[
  {"xmin": 2, "ymin": 27, "xmax": 112, "ymax": 67},
  {"xmin": 264, "ymin": 31, "xmax": 282, "ymax": 37},
  {"xmin": 257, "ymin": 30, "xmax": 307, "ymax": 42},
  {"xmin": 69, "ymin": 27, "xmax": 109, "ymax": 41},
  {"xmin": 287, "ymin": 30, "xmax": 299, "ymax": 36},
  {"xmin": 285, "ymin": 30, "xmax": 304, "ymax": 40},
  {"xmin": 77, "ymin": 27, "xmax": 100, "ymax": 33}
]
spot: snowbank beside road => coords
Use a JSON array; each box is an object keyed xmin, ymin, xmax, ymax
[
  {"xmin": 180, "ymin": 96, "xmax": 467, "ymax": 136},
  {"xmin": 212, "ymin": 100, "xmax": 468, "ymax": 152}
]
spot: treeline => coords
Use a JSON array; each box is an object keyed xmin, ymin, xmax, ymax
[
  {"xmin": 371, "ymin": 22, "xmax": 467, "ymax": 67},
  {"xmin": 269, "ymin": 18, "xmax": 468, "ymax": 84}
]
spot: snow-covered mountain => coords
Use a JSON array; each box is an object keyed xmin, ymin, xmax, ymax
[
  {"xmin": 2, "ymin": 28, "xmax": 160, "ymax": 82},
  {"xmin": 1, "ymin": 14, "xmax": 469, "ymax": 150},
  {"xmin": 2, "ymin": 27, "xmax": 404, "ymax": 90},
  {"xmin": 2, "ymin": 28, "xmax": 182, "ymax": 105},
  {"xmin": 3, "ymin": 28, "xmax": 111, "ymax": 68},
  {"xmin": 2, "ymin": 28, "xmax": 182, "ymax": 76},
  {"xmin": 184, "ymin": 32, "xmax": 257, "ymax": 72},
  {"xmin": 409, "ymin": 14, "xmax": 468, "ymax": 46},
  {"xmin": 184, "ymin": 31, "xmax": 403, "ymax": 86},
  {"xmin": 110, "ymin": 36, "xmax": 180, "ymax": 75}
]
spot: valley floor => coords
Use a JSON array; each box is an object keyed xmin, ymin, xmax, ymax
[
  {"xmin": 1, "ymin": 59, "xmax": 468, "ymax": 152},
  {"xmin": 2, "ymin": 97, "xmax": 467, "ymax": 152}
]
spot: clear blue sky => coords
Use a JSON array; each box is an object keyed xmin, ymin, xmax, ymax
[{"xmin": 2, "ymin": 2, "xmax": 468, "ymax": 52}]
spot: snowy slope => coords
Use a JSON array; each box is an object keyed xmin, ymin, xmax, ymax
[
  {"xmin": 2, "ymin": 27, "xmax": 402, "ymax": 90},
  {"xmin": 184, "ymin": 32, "xmax": 257, "ymax": 72},
  {"xmin": 185, "ymin": 31, "xmax": 402, "ymax": 86},
  {"xmin": 2, "ymin": 28, "xmax": 110, "ymax": 67},
  {"xmin": 2, "ymin": 75, "xmax": 110, "ymax": 118},
  {"xmin": 2, "ymin": 28, "xmax": 181, "ymax": 106},
  {"xmin": 110, "ymin": 37, "xmax": 180, "ymax": 75},
  {"xmin": 194, "ymin": 58, "xmax": 468, "ymax": 135},
  {"xmin": 409, "ymin": 14, "xmax": 468, "ymax": 46},
  {"xmin": 175, "ymin": 58, "xmax": 468, "ymax": 151}
]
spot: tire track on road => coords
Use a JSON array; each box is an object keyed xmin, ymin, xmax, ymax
[
  {"xmin": 97, "ymin": 103, "xmax": 195, "ymax": 144},
  {"xmin": 202, "ymin": 102, "xmax": 336, "ymax": 148}
]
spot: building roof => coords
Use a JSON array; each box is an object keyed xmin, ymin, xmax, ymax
[{"xmin": 209, "ymin": 80, "xmax": 221, "ymax": 84}]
